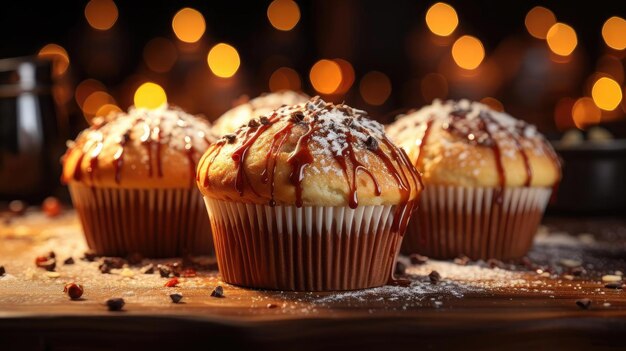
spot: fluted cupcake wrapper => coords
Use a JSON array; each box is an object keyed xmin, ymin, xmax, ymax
[
  {"xmin": 402, "ymin": 186, "xmax": 552, "ymax": 260},
  {"xmin": 69, "ymin": 184, "xmax": 213, "ymax": 258},
  {"xmin": 204, "ymin": 198, "xmax": 413, "ymax": 291}
]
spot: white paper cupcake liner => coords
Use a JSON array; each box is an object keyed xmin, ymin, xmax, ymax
[
  {"xmin": 204, "ymin": 198, "xmax": 414, "ymax": 291},
  {"xmin": 402, "ymin": 186, "xmax": 552, "ymax": 260},
  {"xmin": 69, "ymin": 184, "xmax": 213, "ymax": 258}
]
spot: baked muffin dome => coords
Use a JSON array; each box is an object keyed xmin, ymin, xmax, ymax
[
  {"xmin": 197, "ymin": 97, "xmax": 422, "ymax": 208},
  {"xmin": 386, "ymin": 99, "xmax": 561, "ymax": 188},
  {"xmin": 62, "ymin": 105, "xmax": 214, "ymax": 189},
  {"xmin": 212, "ymin": 90, "xmax": 309, "ymax": 137}
]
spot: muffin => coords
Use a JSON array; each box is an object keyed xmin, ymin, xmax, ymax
[
  {"xmin": 212, "ymin": 90, "xmax": 309, "ymax": 137},
  {"xmin": 387, "ymin": 99, "xmax": 561, "ymax": 260},
  {"xmin": 197, "ymin": 97, "xmax": 422, "ymax": 291},
  {"xmin": 62, "ymin": 105, "xmax": 215, "ymax": 257}
]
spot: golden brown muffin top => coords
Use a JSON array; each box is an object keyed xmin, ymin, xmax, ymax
[
  {"xmin": 386, "ymin": 99, "xmax": 561, "ymax": 188},
  {"xmin": 62, "ymin": 105, "xmax": 214, "ymax": 189},
  {"xmin": 197, "ymin": 97, "xmax": 422, "ymax": 208},
  {"xmin": 212, "ymin": 90, "xmax": 309, "ymax": 137}
]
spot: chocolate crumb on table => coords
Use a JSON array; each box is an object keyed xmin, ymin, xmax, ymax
[
  {"xmin": 604, "ymin": 283, "xmax": 623, "ymax": 290},
  {"xmin": 576, "ymin": 299, "xmax": 592, "ymax": 310},
  {"xmin": 211, "ymin": 286, "xmax": 225, "ymax": 298},
  {"xmin": 429, "ymin": 271, "xmax": 441, "ymax": 284},
  {"xmin": 140, "ymin": 263, "xmax": 155, "ymax": 274},
  {"xmin": 106, "ymin": 298, "xmax": 125, "ymax": 311},
  {"xmin": 169, "ymin": 293, "xmax": 183, "ymax": 303},
  {"xmin": 0, "ymin": 266, "xmax": 5, "ymax": 276},
  {"xmin": 395, "ymin": 261, "xmax": 406, "ymax": 276}
]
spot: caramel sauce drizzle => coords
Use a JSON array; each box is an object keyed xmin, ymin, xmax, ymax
[
  {"xmin": 200, "ymin": 99, "xmax": 422, "ymax": 229},
  {"xmin": 441, "ymin": 107, "xmax": 560, "ymax": 204},
  {"xmin": 63, "ymin": 113, "xmax": 210, "ymax": 188}
]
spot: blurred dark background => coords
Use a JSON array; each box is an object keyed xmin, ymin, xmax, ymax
[
  {"xmin": 1, "ymin": 0, "xmax": 626, "ymax": 130},
  {"xmin": 1, "ymin": 0, "xmax": 625, "ymax": 211}
]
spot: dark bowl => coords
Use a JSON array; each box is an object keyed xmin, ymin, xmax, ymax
[{"xmin": 548, "ymin": 139, "xmax": 626, "ymax": 215}]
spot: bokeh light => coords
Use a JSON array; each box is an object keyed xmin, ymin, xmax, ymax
[
  {"xmin": 267, "ymin": 0, "xmax": 300, "ymax": 31},
  {"xmin": 309, "ymin": 59, "xmax": 343, "ymax": 94},
  {"xmin": 143, "ymin": 38, "xmax": 178, "ymax": 73},
  {"xmin": 451, "ymin": 35, "xmax": 485, "ymax": 70},
  {"xmin": 602, "ymin": 16, "xmax": 626, "ymax": 50},
  {"xmin": 95, "ymin": 104, "xmax": 122, "ymax": 117},
  {"xmin": 37, "ymin": 44, "xmax": 69, "ymax": 77},
  {"xmin": 334, "ymin": 59, "xmax": 355, "ymax": 94},
  {"xmin": 83, "ymin": 91, "xmax": 115, "ymax": 118},
  {"xmin": 359, "ymin": 71, "xmax": 392, "ymax": 106},
  {"xmin": 425, "ymin": 2, "xmax": 458, "ymax": 37},
  {"xmin": 207, "ymin": 43, "xmax": 241, "ymax": 78},
  {"xmin": 269, "ymin": 67, "xmax": 301, "ymax": 92},
  {"xmin": 546, "ymin": 23, "xmax": 577, "ymax": 56},
  {"xmin": 421, "ymin": 73, "xmax": 448, "ymax": 102},
  {"xmin": 524, "ymin": 6, "xmax": 556, "ymax": 40},
  {"xmin": 84, "ymin": 0, "xmax": 118, "ymax": 31},
  {"xmin": 172, "ymin": 8, "xmax": 206, "ymax": 43},
  {"xmin": 572, "ymin": 97, "xmax": 601, "ymax": 129},
  {"xmin": 480, "ymin": 97, "xmax": 504, "ymax": 112},
  {"xmin": 75, "ymin": 79, "xmax": 106, "ymax": 108},
  {"xmin": 134, "ymin": 82, "xmax": 167, "ymax": 109},
  {"xmin": 591, "ymin": 77, "xmax": 622, "ymax": 111}
]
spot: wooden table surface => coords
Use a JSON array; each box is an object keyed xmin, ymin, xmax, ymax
[{"xmin": 0, "ymin": 209, "xmax": 625, "ymax": 350}]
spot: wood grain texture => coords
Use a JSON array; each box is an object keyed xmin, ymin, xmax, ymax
[{"xmin": 0, "ymin": 211, "xmax": 625, "ymax": 350}]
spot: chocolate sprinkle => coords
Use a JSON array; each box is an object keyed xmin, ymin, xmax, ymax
[
  {"xmin": 267, "ymin": 303, "xmax": 278, "ymax": 309},
  {"xmin": 604, "ymin": 282, "xmax": 623, "ymax": 290},
  {"xmin": 83, "ymin": 251, "xmax": 98, "ymax": 262},
  {"xmin": 158, "ymin": 264, "xmax": 173, "ymax": 278},
  {"xmin": 101, "ymin": 257, "xmax": 126, "ymax": 269},
  {"xmin": 0, "ymin": 266, "xmax": 5, "ymax": 276},
  {"xmin": 211, "ymin": 285, "xmax": 225, "ymax": 298},
  {"xmin": 428, "ymin": 270, "xmax": 441, "ymax": 284},
  {"xmin": 63, "ymin": 257, "xmax": 75, "ymax": 265},
  {"xmin": 169, "ymin": 293, "xmax": 183, "ymax": 303},
  {"xmin": 140, "ymin": 263, "xmax": 155, "ymax": 274},
  {"xmin": 291, "ymin": 111, "xmax": 305, "ymax": 122},
  {"xmin": 224, "ymin": 134, "xmax": 236, "ymax": 144},
  {"xmin": 248, "ymin": 118, "xmax": 260, "ymax": 128},
  {"xmin": 106, "ymin": 298, "xmax": 125, "ymax": 311},
  {"xmin": 37, "ymin": 258, "xmax": 56, "ymax": 272},
  {"xmin": 364, "ymin": 136, "xmax": 378, "ymax": 151},
  {"xmin": 99, "ymin": 263, "xmax": 112, "ymax": 274},
  {"xmin": 394, "ymin": 261, "xmax": 406, "ymax": 276},
  {"xmin": 576, "ymin": 298, "xmax": 591, "ymax": 310},
  {"xmin": 259, "ymin": 116, "xmax": 270, "ymax": 125}
]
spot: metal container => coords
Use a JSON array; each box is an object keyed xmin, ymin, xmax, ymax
[
  {"xmin": 549, "ymin": 140, "xmax": 626, "ymax": 215},
  {"xmin": 0, "ymin": 56, "xmax": 64, "ymax": 201}
]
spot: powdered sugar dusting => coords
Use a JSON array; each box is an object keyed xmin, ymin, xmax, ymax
[
  {"xmin": 77, "ymin": 104, "xmax": 214, "ymax": 155},
  {"xmin": 387, "ymin": 99, "xmax": 548, "ymax": 160}
]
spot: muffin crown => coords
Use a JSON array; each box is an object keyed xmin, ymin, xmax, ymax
[
  {"xmin": 212, "ymin": 90, "xmax": 309, "ymax": 137},
  {"xmin": 197, "ymin": 97, "xmax": 422, "ymax": 208},
  {"xmin": 62, "ymin": 105, "xmax": 214, "ymax": 189},
  {"xmin": 386, "ymin": 99, "xmax": 561, "ymax": 188}
]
